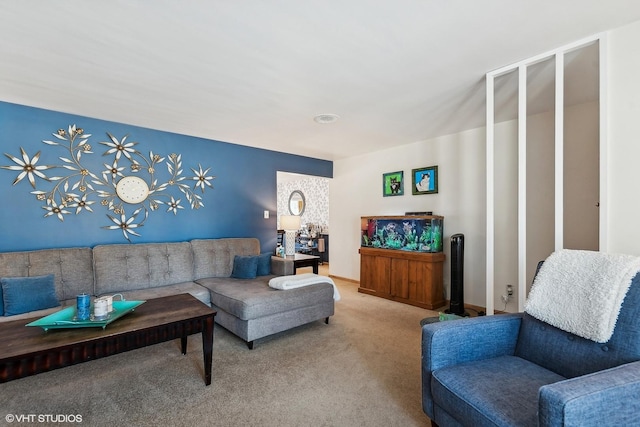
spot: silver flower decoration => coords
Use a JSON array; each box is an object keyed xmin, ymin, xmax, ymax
[
  {"xmin": 42, "ymin": 199, "xmax": 71, "ymax": 221},
  {"xmin": 104, "ymin": 209, "xmax": 144, "ymax": 240},
  {"xmin": 166, "ymin": 196, "xmax": 183, "ymax": 215},
  {"xmin": 69, "ymin": 193, "xmax": 95, "ymax": 214},
  {"xmin": 192, "ymin": 164, "xmax": 215, "ymax": 193},
  {"xmin": 100, "ymin": 133, "xmax": 138, "ymax": 161},
  {"xmin": 103, "ymin": 159, "xmax": 125, "ymax": 180},
  {"xmin": 1, "ymin": 148, "xmax": 54, "ymax": 188}
]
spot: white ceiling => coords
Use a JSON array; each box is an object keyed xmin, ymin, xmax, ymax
[{"xmin": 2, "ymin": 1, "xmax": 640, "ymax": 161}]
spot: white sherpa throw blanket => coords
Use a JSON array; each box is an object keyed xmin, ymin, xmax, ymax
[
  {"xmin": 269, "ymin": 273, "xmax": 341, "ymax": 301},
  {"xmin": 525, "ymin": 249, "xmax": 640, "ymax": 343}
]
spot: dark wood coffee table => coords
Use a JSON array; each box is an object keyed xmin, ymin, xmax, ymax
[
  {"xmin": 0, "ymin": 293, "xmax": 216, "ymax": 385},
  {"xmin": 290, "ymin": 253, "xmax": 320, "ymax": 274}
]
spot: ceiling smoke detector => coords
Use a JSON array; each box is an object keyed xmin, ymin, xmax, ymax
[{"xmin": 313, "ymin": 113, "xmax": 340, "ymax": 124}]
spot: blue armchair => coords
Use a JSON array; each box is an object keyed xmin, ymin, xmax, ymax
[{"xmin": 422, "ymin": 271, "xmax": 640, "ymax": 426}]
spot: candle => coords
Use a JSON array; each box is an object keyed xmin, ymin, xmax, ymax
[
  {"xmin": 76, "ymin": 293, "xmax": 90, "ymax": 321},
  {"xmin": 103, "ymin": 295, "xmax": 114, "ymax": 312},
  {"xmin": 93, "ymin": 298, "xmax": 109, "ymax": 320}
]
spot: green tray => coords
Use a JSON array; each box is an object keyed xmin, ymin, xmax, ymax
[{"xmin": 26, "ymin": 300, "xmax": 146, "ymax": 331}]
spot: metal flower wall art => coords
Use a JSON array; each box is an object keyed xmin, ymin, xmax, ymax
[{"xmin": 1, "ymin": 124, "xmax": 215, "ymax": 241}]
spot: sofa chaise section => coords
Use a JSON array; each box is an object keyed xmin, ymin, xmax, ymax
[
  {"xmin": 198, "ymin": 276, "xmax": 334, "ymax": 348},
  {"xmin": 191, "ymin": 238, "xmax": 335, "ymax": 348}
]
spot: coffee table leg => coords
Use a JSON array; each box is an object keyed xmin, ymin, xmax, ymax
[
  {"xmin": 181, "ymin": 335, "xmax": 187, "ymax": 355},
  {"xmin": 202, "ymin": 315, "xmax": 214, "ymax": 386},
  {"xmin": 313, "ymin": 261, "xmax": 318, "ymax": 274}
]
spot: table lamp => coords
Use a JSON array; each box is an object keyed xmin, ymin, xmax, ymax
[{"xmin": 280, "ymin": 215, "xmax": 301, "ymax": 256}]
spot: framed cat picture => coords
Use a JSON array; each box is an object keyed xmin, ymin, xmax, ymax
[
  {"xmin": 412, "ymin": 165, "xmax": 438, "ymax": 195},
  {"xmin": 382, "ymin": 171, "xmax": 404, "ymax": 197}
]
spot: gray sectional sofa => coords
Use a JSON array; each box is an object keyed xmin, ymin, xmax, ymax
[{"xmin": 0, "ymin": 238, "xmax": 335, "ymax": 348}]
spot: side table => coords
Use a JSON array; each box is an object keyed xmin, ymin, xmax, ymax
[{"xmin": 289, "ymin": 253, "xmax": 320, "ymax": 274}]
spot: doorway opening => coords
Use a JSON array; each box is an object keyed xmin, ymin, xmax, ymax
[{"xmin": 276, "ymin": 171, "xmax": 330, "ymax": 263}]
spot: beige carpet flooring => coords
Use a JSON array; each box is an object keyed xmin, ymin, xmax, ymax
[{"xmin": 0, "ymin": 266, "xmax": 438, "ymax": 427}]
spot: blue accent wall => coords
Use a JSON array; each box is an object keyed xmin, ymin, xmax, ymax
[{"xmin": 0, "ymin": 102, "xmax": 332, "ymax": 253}]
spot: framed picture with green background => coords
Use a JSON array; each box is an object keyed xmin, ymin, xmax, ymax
[{"xmin": 382, "ymin": 171, "xmax": 404, "ymax": 197}]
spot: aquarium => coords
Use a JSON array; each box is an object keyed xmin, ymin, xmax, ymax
[{"xmin": 360, "ymin": 215, "xmax": 444, "ymax": 253}]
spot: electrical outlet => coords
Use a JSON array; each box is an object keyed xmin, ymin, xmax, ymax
[{"xmin": 507, "ymin": 284, "xmax": 513, "ymax": 296}]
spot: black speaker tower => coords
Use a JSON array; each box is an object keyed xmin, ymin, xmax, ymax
[{"xmin": 446, "ymin": 233, "xmax": 468, "ymax": 317}]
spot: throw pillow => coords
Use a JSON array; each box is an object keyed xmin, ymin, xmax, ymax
[
  {"xmin": 230, "ymin": 255, "xmax": 258, "ymax": 279},
  {"xmin": 1, "ymin": 274, "xmax": 60, "ymax": 316},
  {"xmin": 256, "ymin": 252, "xmax": 272, "ymax": 276},
  {"xmin": 0, "ymin": 284, "xmax": 3, "ymax": 316}
]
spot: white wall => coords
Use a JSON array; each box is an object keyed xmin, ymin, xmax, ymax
[
  {"xmin": 608, "ymin": 20, "xmax": 640, "ymax": 255},
  {"xmin": 330, "ymin": 127, "xmax": 486, "ymax": 306},
  {"xmin": 492, "ymin": 118, "xmax": 519, "ymax": 311},
  {"xmin": 564, "ymin": 101, "xmax": 599, "ymax": 251}
]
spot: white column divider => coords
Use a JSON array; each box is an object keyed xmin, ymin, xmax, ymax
[
  {"xmin": 518, "ymin": 65, "xmax": 527, "ymax": 313},
  {"xmin": 486, "ymin": 74, "xmax": 495, "ymax": 315},
  {"xmin": 555, "ymin": 53, "xmax": 565, "ymax": 252},
  {"xmin": 599, "ymin": 34, "xmax": 609, "ymax": 251}
]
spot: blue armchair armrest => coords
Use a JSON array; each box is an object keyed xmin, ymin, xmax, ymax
[
  {"xmin": 539, "ymin": 360, "xmax": 640, "ymax": 427},
  {"xmin": 421, "ymin": 313, "xmax": 523, "ymax": 418}
]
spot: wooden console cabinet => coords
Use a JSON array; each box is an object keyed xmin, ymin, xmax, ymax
[{"xmin": 358, "ymin": 247, "xmax": 445, "ymax": 310}]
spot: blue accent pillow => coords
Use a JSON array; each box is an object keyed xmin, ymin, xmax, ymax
[
  {"xmin": 1, "ymin": 274, "xmax": 60, "ymax": 316},
  {"xmin": 230, "ymin": 255, "xmax": 259, "ymax": 279},
  {"xmin": 256, "ymin": 253, "xmax": 272, "ymax": 276},
  {"xmin": 0, "ymin": 284, "xmax": 4, "ymax": 316}
]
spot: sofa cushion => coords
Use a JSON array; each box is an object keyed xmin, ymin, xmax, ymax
[
  {"xmin": 93, "ymin": 242, "xmax": 194, "ymax": 295},
  {"xmin": 431, "ymin": 355, "xmax": 565, "ymax": 427},
  {"xmin": 231, "ymin": 255, "xmax": 258, "ymax": 279},
  {"xmin": 101, "ymin": 281, "xmax": 212, "ymax": 307},
  {"xmin": 0, "ymin": 298, "xmax": 76, "ymax": 323},
  {"xmin": 191, "ymin": 238, "xmax": 260, "ymax": 279},
  {"xmin": 1, "ymin": 274, "xmax": 60, "ymax": 316},
  {"xmin": 197, "ymin": 276, "xmax": 334, "ymax": 320},
  {"xmin": 256, "ymin": 253, "xmax": 272, "ymax": 276},
  {"xmin": 0, "ymin": 247, "xmax": 93, "ymax": 301}
]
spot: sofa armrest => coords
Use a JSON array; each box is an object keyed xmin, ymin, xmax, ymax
[
  {"xmin": 421, "ymin": 313, "xmax": 522, "ymax": 418},
  {"xmin": 270, "ymin": 256, "xmax": 294, "ymax": 276},
  {"xmin": 539, "ymin": 361, "xmax": 640, "ymax": 426}
]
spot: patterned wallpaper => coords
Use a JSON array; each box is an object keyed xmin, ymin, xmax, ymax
[{"xmin": 277, "ymin": 175, "xmax": 329, "ymax": 233}]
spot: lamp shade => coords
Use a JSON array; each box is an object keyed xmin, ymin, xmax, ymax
[{"xmin": 280, "ymin": 215, "xmax": 301, "ymax": 231}]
